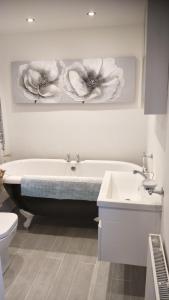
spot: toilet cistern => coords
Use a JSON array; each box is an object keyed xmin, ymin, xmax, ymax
[{"xmin": 0, "ymin": 213, "xmax": 18, "ymax": 273}]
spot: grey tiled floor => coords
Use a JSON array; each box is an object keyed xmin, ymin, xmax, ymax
[{"xmin": 4, "ymin": 215, "xmax": 146, "ymax": 300}]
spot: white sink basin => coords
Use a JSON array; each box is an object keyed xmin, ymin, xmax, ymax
[{"xmin": 97, "ymin": 171, "xmax": 162, "ymax": 210}]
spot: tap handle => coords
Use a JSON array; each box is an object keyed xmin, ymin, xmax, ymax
[
  {"xmin": 76, "ymin": 153, "xmax": 80, "ymax": 163},
  {"xmin": 66, "ymin": 153, "xmax": 71, "ymax": 162},
  {"xmin": 143, "ymin": 152, "xmax": 153, "ymax": 173},
  {"xmin": 143, "ymin": 152, "xmax": 153, "ymax": 159},
  {"xmin": 142, "ymin": 155, "xmax": 148, "ymax": 173}
]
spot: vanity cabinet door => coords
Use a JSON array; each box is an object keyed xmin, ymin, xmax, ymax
[
  {"xmin": 144, "ymin": 0, "xmax": 169, "ymax": 114},
  {"xmin": 98, "ymin": 207, "xmax": 161, "ymax": 266}
]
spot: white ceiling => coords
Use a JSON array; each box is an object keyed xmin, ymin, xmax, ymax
[{"xmin": 0, "ymin": 0, "xmax": 146, "ymax": 34}]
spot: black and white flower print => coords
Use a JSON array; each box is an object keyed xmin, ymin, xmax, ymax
[
  {"xmin": 62, "ymin": 58, "xmax": 124, "ymax": 103},
  {"xmin": 18, "ymin": 61, "xmax": 61, "ymax": 103},
  {"xmin": 18, "ymin": 58, "xmax": 125, "ymax": 103}
]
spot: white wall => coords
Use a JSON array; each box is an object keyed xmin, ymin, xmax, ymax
[
  {"xmin": 146, "ymin": 98, "xmax": 169, "ymax": 259},
  {"xmin": 0, "ymin": 26, "xmax": 146, "ymax": 163}
]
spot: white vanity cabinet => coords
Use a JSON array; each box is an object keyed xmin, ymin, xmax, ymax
[
  {"xmin": 97, "ymin": 171, "xmax": 162, "ymax": 266},
  {"xmin": 98, "ymin": 206, "xmax": 161, "ymax": 266}
]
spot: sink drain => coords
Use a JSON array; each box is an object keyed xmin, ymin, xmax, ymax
[{"xmin": 125, "ymin": 198, "xmax": 131, "ymax": 201}]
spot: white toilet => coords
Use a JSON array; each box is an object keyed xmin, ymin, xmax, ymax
[{"xmin": 0, "ymin": 213, "xmax": 18, "ymax": 273}]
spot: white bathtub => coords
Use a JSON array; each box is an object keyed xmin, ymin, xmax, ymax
[
  {"xmin": 1, "ymin": 159, "xmax": 141, "ymax": 184},
  {"xmin": 1, "ymin": 159, "xmax": 141, "ymax": 221}
]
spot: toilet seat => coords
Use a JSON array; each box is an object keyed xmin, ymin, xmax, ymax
[{"xmin": 0, "ymin": 213, "xmax": 18, "ymax": 239}]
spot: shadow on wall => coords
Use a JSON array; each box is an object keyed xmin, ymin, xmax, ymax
[
  {"xmin": 12, "ymin": 102, "xmax": 138, "ymax": 114},
  {"xmin": 155, "ymin": 114, "xmax": 168, "ymax": 152}
]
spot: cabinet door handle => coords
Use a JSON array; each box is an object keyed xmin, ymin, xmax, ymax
[{"xmin": 98, "ymin": 220, "xmax": 102, "ymax": 229}]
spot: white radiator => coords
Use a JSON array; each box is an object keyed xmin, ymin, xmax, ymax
[{"xmin": 145, "ymin": 234, "xmax": 169, "ymax": 300}]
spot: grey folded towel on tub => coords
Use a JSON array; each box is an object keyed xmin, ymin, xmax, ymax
[{"xmin": 21, "ymin": 176, "xmax": 101, "ymax": 201}]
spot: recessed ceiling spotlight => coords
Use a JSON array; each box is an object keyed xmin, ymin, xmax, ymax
[
  {"xmin": 87, "ymin": 11, "xmax": 96, "ymax": 17},
  {"xmin": 26, "ymin": 17, "xmax": 35, "ymax": 23}
]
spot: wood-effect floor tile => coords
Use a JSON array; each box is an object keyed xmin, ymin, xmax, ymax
[
  {"xmin": 5, "ymin": 250, "xmax": 44, "ymax": 300},
  {"xmin": 107, "ymin": 279, "xmax": 131, "ymax": 300},
  {"xmin": 88, "ymin": 260, "xmax": 110, "ymax": 300},
  {"xmin": 67, "ymin": 262, "xmax": 94, "ymax": 300},
  {"xmin": 24, "ymin": 257, "xmax": 61, "ymax": 300},
  {"xmin": 46, "ymin": 253, "xmax": 80, "ymax": 300},
  {"xmin": 4, "ymin": 216, "xmax": 146, "ymax": 300}
]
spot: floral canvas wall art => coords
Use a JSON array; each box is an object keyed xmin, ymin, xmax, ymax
[{"xmin": 11, "ymin": 57, "xmax": 136, "ymax": 104}]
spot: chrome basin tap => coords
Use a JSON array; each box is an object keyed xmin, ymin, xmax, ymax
[
  {"xmin": 133, "ymin": 153, "xmax": 153, "ymax": 179},
  {"xmin": 133, "ymin": 168, "xmax": 164, "ymax": 197}
]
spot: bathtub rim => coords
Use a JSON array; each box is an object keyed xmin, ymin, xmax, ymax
[
  {"xmin": 1, "ymin": 158, "xmax": 141, "ymax": 184},
  {"xmin": 1, "ymin": 158, "xmax": 68, "ymax": 183}
]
